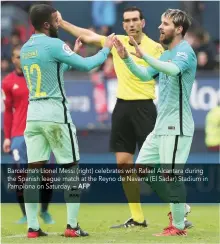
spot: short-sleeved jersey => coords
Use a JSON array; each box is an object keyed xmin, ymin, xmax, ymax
[
  {"xmin": 101, "ymin": 34, "xmax": 163, "ymax": 100},
  {"xmin": 21, "ymin": 33, "xmax": 109, "ymax": 123},
  {"xmin": 153, "ymin": 40, "xmax": 197, "ymax": 136}
]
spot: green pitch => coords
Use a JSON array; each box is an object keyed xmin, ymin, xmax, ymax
[{"xmin": 1, "ymin": 204, "xmax": 219, "ymax": 244}]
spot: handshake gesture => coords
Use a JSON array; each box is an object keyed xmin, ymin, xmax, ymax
[{"xmin": 114, "ymin": 36, "xmax": 144, "ymax": 59}]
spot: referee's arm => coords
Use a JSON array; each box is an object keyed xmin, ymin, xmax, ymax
[{"xmin": 58, "ymin": 12, "xmax": 103, "ymax": 47}]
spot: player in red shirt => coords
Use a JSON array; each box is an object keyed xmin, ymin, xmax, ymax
[{"xmin": 2, "ymin": 45, "xmax": 55, "ymax": 224}]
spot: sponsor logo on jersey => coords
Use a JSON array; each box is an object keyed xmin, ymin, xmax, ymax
[
  {"xmin": 176, "ymin": 52, "xmax": 188, "ymax": 60},
  {"xmin": 63, "ymin": 44, "xmax": 74, "ymax": 56},
  {"xmin": 13, "ymin": 84, "xmax": 19, "ymax": 90}
]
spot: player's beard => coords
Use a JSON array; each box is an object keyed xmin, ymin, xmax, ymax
[
  {"xmin": 49, "ymin": 25, "xmax": 58, "ymax": 38},
  {"xmin": 159, "ymin": 32, "xmax": 174, "ymax": 46}
]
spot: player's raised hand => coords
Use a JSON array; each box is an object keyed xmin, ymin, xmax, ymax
[
  {"xmin": 104, "ymin": 33, "xmax": 115, "ymax": 50},
  {"xmin": 3, "ymin": 138, "xmax": 11, "ymax": 153},
  {"xmin": 57, "ymin": 11, "xmax": 63, "ymax": 27},
  {"xmin": 129, "ymin": 36, "xmax": 144, "ymax": 58},
  {"xmin": 113, "ymin": 36, "xmax": 129, "ymax": 59},
  {"xmin": 73, "ymin": 36, "xmax": 83, "ymax": 54}
]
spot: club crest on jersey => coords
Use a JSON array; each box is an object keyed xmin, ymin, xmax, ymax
[{"xmin": 63, "ymin": 44, "xmax": 74, "ymax": 56}]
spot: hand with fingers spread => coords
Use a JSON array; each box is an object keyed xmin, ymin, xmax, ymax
[
  {"xmin": 104, "ymin": 33, "xmax": 116, "ymax": 49},
  {"xmin": 113, "ymin": 36, "xmax": 129, "ymax": 59},
  {"xmin": 129, "ymin": 36, "xmax": 144, "ymax": 58},
  {"xmin": 73, "ymin": 36, "xmax": 83, "ymax": 54}
]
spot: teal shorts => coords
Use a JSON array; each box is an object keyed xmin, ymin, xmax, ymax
[
  {"xmin": 136, "ymin": 132, "xmax": 193, "ymax": 170},
  {"xmin": 24, "ymin": 121, "xmax": 80, "ymax": 164}
]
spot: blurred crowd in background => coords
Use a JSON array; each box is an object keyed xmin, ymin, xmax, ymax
[{"xmin": 1, "ymin": 1, "xmax": 219, "ymax": 77}]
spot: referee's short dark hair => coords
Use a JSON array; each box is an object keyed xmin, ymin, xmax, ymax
[
  {"xmin": 163, "ymin": 9, "xmax": 192, "ymax": 37},
  {"xmin": 29, "ymin": 4, "xmax": 57, "ymax": 31},
  {"xmin": 123, "ymin": 6, "xmax": 144, "ymax": 20}
]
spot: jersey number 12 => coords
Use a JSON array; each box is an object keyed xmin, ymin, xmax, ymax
[{"xmin": 24, "ymin": 64, "xmax": 47, "ymax": 97}]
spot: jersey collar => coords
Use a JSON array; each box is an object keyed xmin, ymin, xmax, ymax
[
  {"xmin": 14, "ymin": 70, "xmax": 24, "ymax": 77},
  {"xmin": 31, "ymin": 33, "xmax": 46, "ymax": 37},
  {"xmin": 170, "ymin": 40, "xmax": 186, "ymax": 52}
]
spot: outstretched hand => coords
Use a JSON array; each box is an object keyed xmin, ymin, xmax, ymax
[
  {"xmin": 113, "ymin": 36, "xmax": 129, "ymax": 59},
  {"xmin": 3, "ymin": 138, "xmax": 11, "ymax": 153},
  {"xmin": 104, "ymin": 33, "xmax": 116, "ymax": 50},
  {"xmin": 129, "ymin": 36, "xmax": 144, "ymax": 58},
  {"xmin": 73, "ymin": 36, "xmax": 83, "ymax": 54}
]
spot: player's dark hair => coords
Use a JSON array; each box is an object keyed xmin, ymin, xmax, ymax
[
  {"xmin": 11, "ymin": 30, "xmax": 21, "ymax": 38},
  {"xmin": 11, "ymin": 45, "xmax": 22, "ymax": 57},
  {"xmin": 163, "ymin": 9, "xmax": 192, "ymax": 37},
  {"xmin": 29, "ymin": 4, "xmax": 57, "ymax": 31},
  {"xmin": 123, "ymin": 6, "xmax": 144, "ymax": 20}
]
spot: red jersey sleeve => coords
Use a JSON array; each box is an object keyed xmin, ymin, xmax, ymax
[{"xmin": 2, "ymin": 76, "xmax": 13, "ymax": 139}]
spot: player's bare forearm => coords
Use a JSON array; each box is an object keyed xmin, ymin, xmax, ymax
[
  {"xmin": 60, "ymin": 20, "xmax": 102, "ymax": 46},
  {"xmin": 60, "ymin": 20, "xmax": 87, "ymax": 38}
]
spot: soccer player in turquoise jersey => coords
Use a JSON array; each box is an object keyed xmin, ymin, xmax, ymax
[
  {"xmin": 114, "ymin": 9, "xmax": 197, "ymax": 236},
  {"xmin": 20, "ymin": 4, "xmax": 114, "ymax": 238}
]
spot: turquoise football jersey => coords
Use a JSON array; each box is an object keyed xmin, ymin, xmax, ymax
[
  {"xmin": 21, "ymin": 33, "xmax": 110, "ymax": 123},
  {"xmin": 154, "ymin": 40, "xmax": 197, "ymax": 136}
]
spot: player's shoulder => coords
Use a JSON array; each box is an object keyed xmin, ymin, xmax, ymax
[
  {"xmin": 2, "ymin": 72, "xmax": 15, "ymax": 87},
  {"xmin": 20, "ymin": 41, "xmax": 28, "ymax": 53},
  {"xmin": 176, "ymin": 40, "xmax": 196, "ymax": 57},
  {"xmin": 173, "ymin": 41, "xmax": 197, "ymax": 66},
  {"xmin": 46, "ymin": 37, "xmax": 67, "ymax": 51},
  {"xmin": 2, "ymin": 72, "xmax": 15, "ymax": 82},
  {"xmin": 49, "ymin": 37, "xmax": 64, "ymax": 44},
  {"xmin": 22, "ymin": 35, "xmax": 64, "ymax": 50},
  {"xmin": 20, "ymin": 38, "xmax": 36, "ymax": 53},
  {"xmin": 46, "ymin": 38, "xmax": 74, "ymax": 58}
]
